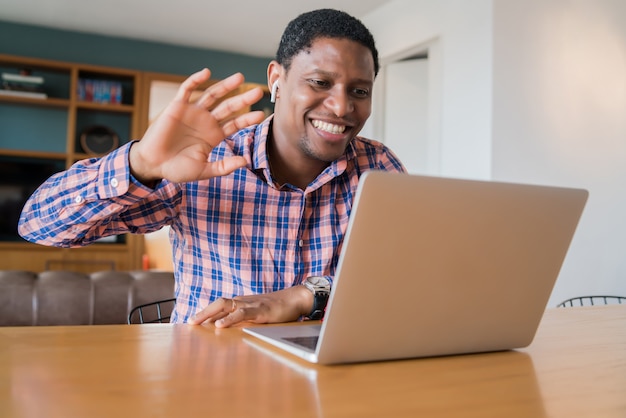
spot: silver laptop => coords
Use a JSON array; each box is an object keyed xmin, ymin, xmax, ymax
[{"xmin": 243, "ymin": 171, "xmax": 588, "ymax": 365}]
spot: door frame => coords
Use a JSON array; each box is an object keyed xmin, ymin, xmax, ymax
[{"xmin": 371, "ymin": 38, "xmax": 442, "ymax": 175}]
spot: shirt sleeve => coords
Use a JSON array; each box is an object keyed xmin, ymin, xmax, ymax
[{"xmin": 18, "ymin": 142, "xmax": 178, "ymax": 247}]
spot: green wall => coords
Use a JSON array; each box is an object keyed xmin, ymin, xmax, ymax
[{"xmin": 0, "ymin": 20, "xmax": 272, "ymax": 84}]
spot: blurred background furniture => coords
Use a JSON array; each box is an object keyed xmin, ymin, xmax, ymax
[
  {"xmin": 557, "ymin": 295, "xmax": 626, "ymax": 308},
  {"xmin": 127, "ymin": 298, "xmax": 176, "ymax": 324},
  {"xmin": 44, "ymin": 259, "xmax": 116, "ymax": 271},
  {"xmin": 0, "ymin": 270, "xmax": 174, "ymax": 326}
]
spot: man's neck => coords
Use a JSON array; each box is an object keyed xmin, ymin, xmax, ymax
[{"xmin": 267, "ymin": 138, "xmax": 328, "ymax": 190}]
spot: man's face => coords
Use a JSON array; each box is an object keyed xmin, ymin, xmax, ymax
[{"xmin": 272, "ymin": 37, "xmax": 375, "ymax": 165}]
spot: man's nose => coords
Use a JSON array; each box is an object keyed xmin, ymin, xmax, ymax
[{"xmin": 324, "ymin": 88, "xmax": 354, "ymax": 117}]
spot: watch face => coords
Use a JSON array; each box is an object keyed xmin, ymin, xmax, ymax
[{"xmin": 307, "ymin": 276, "xmax": 330, "ymax": 289}]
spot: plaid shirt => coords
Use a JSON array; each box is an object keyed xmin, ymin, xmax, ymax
[{"xmin": 19, "ymin": 117, "xmax": 405, "ymax": 322}]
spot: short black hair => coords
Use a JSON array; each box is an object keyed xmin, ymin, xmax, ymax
[{"xmin": 276, "ymin": 8, "xmax": 380, "ymax": 76}]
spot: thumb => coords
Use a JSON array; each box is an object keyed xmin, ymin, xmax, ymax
[{"xmin": 200, "ymin": 156, "xmax": 247, "ymax": 179}]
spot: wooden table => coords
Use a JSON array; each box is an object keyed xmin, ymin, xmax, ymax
[{"xmin": 1, "ymin": 305, "xmax": 624, "ymax": 417}]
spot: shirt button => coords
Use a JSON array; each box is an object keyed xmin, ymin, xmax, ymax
[
  {"xmin": 299, "ymin": 240, "xmax": 304, "ymax": 247},
  {"xmin": 74, "ymin": 195, "xmax": 84, "ymax": 204},
  {"xmin": 110, "ymin": 178, "xmax": 119, "ymax": 188}
]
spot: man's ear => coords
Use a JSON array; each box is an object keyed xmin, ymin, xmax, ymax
[{"xmin": 267, "ymin": 60, "xmax": 283, "ymax": 103}]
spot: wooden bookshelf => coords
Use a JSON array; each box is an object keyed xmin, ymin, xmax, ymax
[
  {"xmin": 1, "ymin": 54, "xmax": 271, "ymax": 273},
  {"xmin": 0, "ymin": 53, "xmax": 143, "ymax": 271}
]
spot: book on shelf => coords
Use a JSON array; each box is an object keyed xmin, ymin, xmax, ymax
[
  {"xmin": 1, "ymin": 72, "xmax": 44, "ymax": 84},
  {"xmin": 2, "ymin": 80, "xmax": 45, "ymax": 93},
  {"xmin": 1, "ymin": 80, "xmax": 47, "ymax": 99},
  {"xmin": 0, "ymin": 89, "xmax": 48, "ymax": 99},
  {"xmin": 77, "ymin": 78, "xmax": 123, "ymax": 104}
]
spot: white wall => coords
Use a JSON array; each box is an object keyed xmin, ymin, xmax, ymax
[
  {"xmin": 364, "ymin": 0, "xmax": 493, "ymax": 179},
  {"xmin": 492, "ymin": 0, "xmax": 626, "ymax": 306},
  {"xmin": 364, "ymin": 0, "xmax": 626, "ymax": 306}
]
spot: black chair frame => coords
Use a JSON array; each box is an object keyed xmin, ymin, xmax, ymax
[
  {"xmin": 557, "ymin": 295, "xmax": 626, "ymax": 308},
  {"xmin": 127, "ymin": 298, "xmax": 176, "ymax": 324}
]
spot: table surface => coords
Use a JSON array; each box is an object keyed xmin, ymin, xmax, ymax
[{"xmin": 1, "ymin": 305, "xmax": 625, "ymax": 418}]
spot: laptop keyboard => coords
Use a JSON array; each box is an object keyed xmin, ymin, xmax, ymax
[{"xmin": 282, "ymin": 335, "xmax": 319, "ymax": 350}]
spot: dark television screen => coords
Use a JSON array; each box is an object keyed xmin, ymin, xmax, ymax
[{"xmin": 0, "ymin": 156, "xmax": 66, "ymax": 242}]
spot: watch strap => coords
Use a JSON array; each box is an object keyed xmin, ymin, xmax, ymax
[
  {"xmin": 308, "ymin": 291, "xmax": 329, "ymax": 320},
  {"xmin": 304, "ymin": 277, "xmax": 331, "ymax": 320}
]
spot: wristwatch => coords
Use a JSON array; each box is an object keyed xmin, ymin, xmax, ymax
[{"xmin": 303, "ymin": 276, "xmax": 331, "ymax": 320}]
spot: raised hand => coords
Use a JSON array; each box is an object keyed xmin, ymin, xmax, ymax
[{"xmin": 129, "ymin": 68, "xmax": 265, "ymax": 185}]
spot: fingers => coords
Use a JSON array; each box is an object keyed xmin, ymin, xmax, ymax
[
  {"xmin": 188, "ymin": 297, "xmax": 237, "ymax": 325},
  {"xmin": 215, "ymin": 307, "xmax": 248, "ymax": 328},
  {"xmin": 188, "ymin": 288, "xmax": 309, "ymax": 328},
  {"xmin": 175, "ymin": 68, "xmax": 212, "ymax": 102},
  {"xmin": 180, "ymin": 71, "xmax": 262, "ymax": 121},
  {"xmin": 222, "ymin": 111, "xmax": 266, "ymax": 137},
  {"xmin": 194, "ymin": 72, "xmax": 245, "ymax": 109},
  {"xmin": 211, "ymin": 87, "xmax": 264, "ymax": 120},
  {"xmin": 207, "ymin": 87, "xmax": 264, "ymax": 134},
  {"xmin": 213, "ymin": 300, "xmax": 270, "ymax": 328},
  {"xmin": 188, "ymin": 296, "xmax": 264, "ymax": 328},
  {"xmin": 175, "ymin": 70, "xmax": 248, "ymax": 112},
  {"xmin": 176, "ymin": 71, "xmax": 265, "ymax": 137}
]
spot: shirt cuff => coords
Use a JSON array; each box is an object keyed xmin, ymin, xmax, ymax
[{"xmin": 96, "ymin": 141, "xmax": 155, "ymax": 202}]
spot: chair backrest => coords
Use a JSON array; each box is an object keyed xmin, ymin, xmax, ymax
[
  {"xmin": 0, "ymin": 270, "xmax": 175, "ymax": 326},
  {"xmin": 557, "ymin": 295, "xmax": 626, "ymax": 308},
  {"xmin": 127, "ymin": 298, "xmax": 176, "ymax": 324}
]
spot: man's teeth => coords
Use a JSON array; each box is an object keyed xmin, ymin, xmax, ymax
[{"xmin": 312, "ymin": 120, "xmax": 346, "ymax": 134}]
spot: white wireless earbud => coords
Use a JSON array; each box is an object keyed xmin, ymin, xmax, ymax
[{"xmin": 270, "ymin": 80, "xmax": 279, "ymax": 103}]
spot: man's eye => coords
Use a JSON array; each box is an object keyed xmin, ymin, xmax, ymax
[
  {"xmin": 353, "ymin": 88, "xmax": 370, "ymax": 98},
  {"xmin": 310, "ymin": 79, "xmax": 329, "ymax": 88}
]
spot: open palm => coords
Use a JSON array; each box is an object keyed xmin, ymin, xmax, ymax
[{"xmin": 130, "ymin": 69, "xmax": 265, "ymax": 184}]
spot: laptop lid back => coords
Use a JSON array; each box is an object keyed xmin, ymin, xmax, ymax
[{"xmin": 315, "ymin": 171, "xmax": 588, "ymax": 364}]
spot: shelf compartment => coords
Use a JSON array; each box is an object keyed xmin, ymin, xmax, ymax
[
  {"xmin": 77, "ymin": 71, "xmax": 136, "ymax": 106},
  {"xmin": 0, "ymin": 57, "xmax": 72, "ymax": 100},
  {"xmin": 74, "ymin": 108, "xmax": 133, "ymax": 154},
  {"xmin": 0, "ymin": 103, "xmax": 68, "ymax": 153},
  {"xmin": 0, "ymin": 155, "xmax": 66, "ymax": 242}
]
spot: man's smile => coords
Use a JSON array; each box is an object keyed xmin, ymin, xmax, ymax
[{"xmin": 311, "ymin": 119, "xmax": 347, "ymax": 134}]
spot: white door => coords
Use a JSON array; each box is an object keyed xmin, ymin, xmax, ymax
[{"xmin": 383, "ymin": 58, "xmax": 429, "ymax": 175}]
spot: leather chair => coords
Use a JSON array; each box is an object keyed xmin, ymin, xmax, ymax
[{"xmin": 0, "ymin": 270, "xmax": 174, "ymax": 326}]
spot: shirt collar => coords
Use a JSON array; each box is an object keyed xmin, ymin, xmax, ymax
[{"xmin": 251, "ymin": 115, "xmax": 272, "ymax": 172}]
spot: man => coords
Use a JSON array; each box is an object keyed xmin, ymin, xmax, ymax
[{"xmin": 18, "ymin": 9, "xmax": 406, "ymax": 327}]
